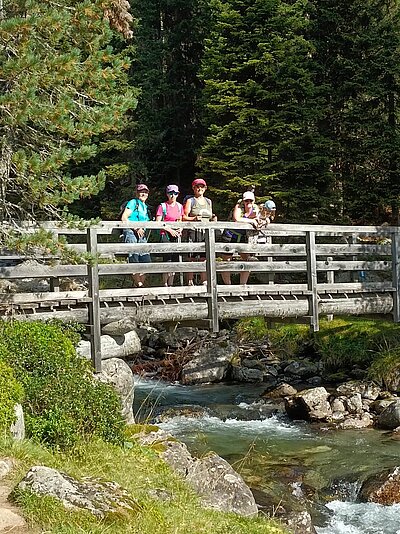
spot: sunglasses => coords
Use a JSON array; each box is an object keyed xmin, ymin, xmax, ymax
[
  {"xmin": 167, "ymin": 191, "xmax": 179, "ymax": 196},
  {"xmin": 138, "ymin": 190, "xmax": 148, "ymax": 194},
  {"xmin": 244, "ymin": 199, "xmax": 254, "ymax": 203},
  {"xmin": 194, "ymin": 185, "xmax": 206, "ymax": 189}
]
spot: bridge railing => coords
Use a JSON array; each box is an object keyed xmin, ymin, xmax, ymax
[{"xmin": 0, "ymin": 221, "xmax": 399, "ymax": 371}]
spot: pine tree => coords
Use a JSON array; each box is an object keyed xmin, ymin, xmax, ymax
[
  {"xmin": 310, "ymin": 0, "xmax": 400, "ymax": 224},
  {"xmin": 0, "ymin": 0, "xmax": 138, "ymax": 222},
  {"xmin": 129, "ymin": 0, "xmax": 211, "ymax": 199},
  {"xmin": 198, "ymin": 0, "xmax": 333, "ymax": 221}
]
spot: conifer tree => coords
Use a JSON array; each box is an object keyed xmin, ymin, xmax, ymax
[
  {"xmin": 0, "ymin": 0, "xmax": 138, "ymax": 222},
  {"xmin": 198, "ymin": 0, "xmax": 333, "ymax": 221},
  {"xmin": 310, "ymin": 0, "xmax": 400, "ymax": 224},
  {"xmin": 129, "ymin": 0, "xmax": 210, "ymax": 197}
]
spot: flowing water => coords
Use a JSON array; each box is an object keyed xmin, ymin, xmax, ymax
[{"xmin": 134, "ymin": 378, "xmax": 400, "ymax": 534}]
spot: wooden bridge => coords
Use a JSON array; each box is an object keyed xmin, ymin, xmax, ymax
[{"xmin": 0, "ymin": 221, "xmax": 399, "ymax": 370}]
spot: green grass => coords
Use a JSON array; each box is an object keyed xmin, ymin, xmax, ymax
[{"xmin": 1, "ymin": 435, "xmax": 287, "ymax": 534}]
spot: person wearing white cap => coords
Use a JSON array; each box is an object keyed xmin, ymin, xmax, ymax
[{"xmin": 221, "ymin": 190, "xmax": 260, "ymax": 285}]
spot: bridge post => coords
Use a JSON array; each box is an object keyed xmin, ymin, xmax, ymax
[
  {"xmin": 392, "ymin": 230, "xmax": 400, "ymax": 323},
  {"xmin": 204, "ymin": 227, "xmax": 219, "ymax": 332},
  {"xmin": 306, "ymin": 231, "xmax": 319, "ymax": 332},
  {"xmin": 86, "ymin": 227, "xmax": 102, "ymax": 372}
]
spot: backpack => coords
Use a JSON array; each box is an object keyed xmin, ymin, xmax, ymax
[
  {"xmin": 119, "ymin": 198, "xmax": 151, "ymax": 221},
  {"xmin": 159, "ymin": 202, "xmax": 183, "ymax": 220},
  {"xmin": 182, "ymin": 195, "xmax": 212, "ymax": 211}
]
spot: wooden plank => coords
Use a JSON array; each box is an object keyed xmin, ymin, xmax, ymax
[
  {"xmin": 204, "ymin": 228, "xmax": 219, "ymax": 332},
  {"xmin": 326, "ymin": 256, "xmax": 334, "ymax": 321},
  {"xmin": 306, "ymin": 231, "xmax": 319, "ymax": 332},
  {"xmin": 315, "ymin": 244, "xmax": 391, "ymax": 256},
  {"xmin": 392, "ymin": 230, "xmax": 400, "ymax": 322},
  {"xmin": 0, "ymin": 264, "xmax": 87, "ymax": 279},
  {"xmin": 87, "ymin": 228, "xmax": 102, "ymax": 372}
]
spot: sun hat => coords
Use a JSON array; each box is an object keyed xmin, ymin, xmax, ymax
[
  {"xmin": 242, "ymin": 191, "xmax": 255, "ymax": 201},
  {"xmin": 136, "ymin": 183, "xmax": 149, "ymax": 192},
  {"xmin": 264, "ymin": 200, "xmax": 276, "ymax": 210},
  {"xmin": 166, "ymin": 184, "xmax": 180, "ymax": 194},
  {"xmin": 192, "ymin": 178, "xmax": 207, "ymax": 187}
]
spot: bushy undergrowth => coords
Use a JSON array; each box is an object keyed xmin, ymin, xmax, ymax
[
  {"xmin": 237, "ymin": 316, "xmax": 400, "ymax": 384},
  {"xmin": 0, "ymin": 321, "xmax": 124, "ymax": 450},
  {"xmin": 0, "ymin": 360, "xmax": 24, "ymax": 434}
]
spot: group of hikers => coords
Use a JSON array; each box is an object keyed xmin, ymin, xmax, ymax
[{"xmin": 120, "ymin": 179, "xmax": 276, "ymax": 288}]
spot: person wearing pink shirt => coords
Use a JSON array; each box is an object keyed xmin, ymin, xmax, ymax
[{"xmin": 156, "ymin": 184, "xmax": 183, "ymax": 286}]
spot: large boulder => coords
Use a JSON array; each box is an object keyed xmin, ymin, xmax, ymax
[
  {"xmin": 77, "ymin": 331, "xmax": 141, "ymax": 360},
  {"xmin": 186, "ymin": 453, "xmax": 258, "ymax": 517},
  {"xmin": 181, "ymin": 343, "xmax": 235, "ymax": 384},
  {"xmin": 134, "ymin": 429, "xmax": 258, "ymax": 517},
  {"xmin": 285, "ymin": 387, "xmax": 332, "ymax": 421},
  {"xmin": 360, "ymin": 466, "xmax": 400, "ymax": 505},
  {"xmin": 94, "ymin": 358, "xmax": 135, "ymax": 424},
  {"xmin": 17, "ymin": 466, "xmax": 138, "ymax": 518},
  {"xmin": 376, "ymin": 400, "xmax": 400, "ymax": 429}
]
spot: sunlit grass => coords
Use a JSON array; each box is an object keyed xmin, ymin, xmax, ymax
[{"xmin": 1, "ymin": 436, "xmax": 287, "ymax": 534}]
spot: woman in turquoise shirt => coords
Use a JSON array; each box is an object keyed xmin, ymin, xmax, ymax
[{"xmin": 121, "ymin": 183, "xmax": 151, "ymax": 288}]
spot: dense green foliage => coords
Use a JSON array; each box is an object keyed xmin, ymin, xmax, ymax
[
  {"xmin": 0, "ymin": 360, "xmax": 24, "ymax": 434},
  {"xmin": 0, "ymin": 0, "xmax": 138, "ymax": 222},
  {"xmin": 2, "ymin": 0, "xmax": 400, "ymax": 224},
  {"xmin": 0, "ymin": 321, "xmax": 124, "ymax": 449},
  {"xmin": 238, "ymin": 316, "xmax": 400, "ymax": 386}
]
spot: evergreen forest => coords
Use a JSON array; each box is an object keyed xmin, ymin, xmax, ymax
[{"xmin": 1, "ymin": 0, "xmax": 400, "ymax": 225}]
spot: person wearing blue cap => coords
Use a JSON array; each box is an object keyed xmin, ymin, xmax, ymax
[{"xmin": 259, "ymin": 200, "xmax": 276, "ymax": 223}]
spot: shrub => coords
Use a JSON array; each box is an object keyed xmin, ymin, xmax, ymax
[
  {"xmin": 314, "ymin": 318, "xmax": 400, "ymax": 370},
  {"xmin": 0, "ymin": 359, "xmax": 24, "ymax": 434},
  {"xmin": 0, "ymin": 321, "xmax": 125, "ymax": 450},
  {"xmin": 267, "ymin": 323, "xmax": 311, "ymax": 358},
  {"xmin": 368, "ymin": 346, "xmax": 400, "ymax": 392},
  {"xmin": 235, "ymin": 317, "xmax": 269, "ymax": 341}
]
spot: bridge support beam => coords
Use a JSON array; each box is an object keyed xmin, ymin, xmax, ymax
[
  {"xmin": 392, "ymin": 230, "xmax": 400, "ymax": 323},
  {"xmin": 205, "ymin": 228, "xmax": 219, "ymax": 332},
  {"xmin": 306, "ymin": 231, "xmax": 319, "ymax": 332},
  {"xmin": 87, "ymin": 228, "xmax": 102, "ymax": 372}
]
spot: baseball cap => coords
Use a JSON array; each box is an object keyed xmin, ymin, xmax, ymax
[
  {"xmin": 243, "ymin": 191, "xmax": 255, "ymax": 201},
  {"xmin": 264, "ymin": 200, "xmax": 276, "ymax": 210},
  {"xmin": 192, "ymin": 178, "xmax": 207, "ymax": 187},
  {"xmin": 136, "ymin": 183, "xmax": 149, "ymax": 192},
  {"xmin": 166, "ymin": 184, "xmax": 180, "ymax": 194}
]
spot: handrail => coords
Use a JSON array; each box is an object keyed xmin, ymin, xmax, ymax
[{"xmin": 0, "ymin": 222, "xmax": 398, "ymax": 372}]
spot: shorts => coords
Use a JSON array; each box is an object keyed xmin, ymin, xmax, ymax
[
  {"xmin": 161, "ymin": 234, "xmax": 179, "ymax": 262},
  {"xmin": 123, "ymin": 229, "xmax": 151, "ymax": 263}
]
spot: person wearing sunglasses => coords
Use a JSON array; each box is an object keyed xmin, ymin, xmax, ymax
[
  {"xmin": 155, "ymin": 185, "xmax": 183, "ymax": 287},
  {"xmin": 221, "ymin": 190, "xmax": 260, "ymax": 285},
  {"xmin": 183, "ymin": 178, "xmax": 215, "ymax": 285}
]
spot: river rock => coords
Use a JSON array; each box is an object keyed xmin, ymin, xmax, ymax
[
  {"xmin": 181, "ymin": 343, "xmax": 235, "ymax": 384},
  {"xmin": 262, "ymin": 383, "xmax": 298, "ymax": 399},
  {"xmin": 186, "ymin": 452, "xmax": 258, "ymax": 517},
  {"xmin": 94, "ymin": 358, "xmax": 135, "ymax": 424},
  {"xmin": 344, "ymin": 393, "xmax": 363, "ymax": 414},
  {"xmin": 338, "ymin": 412, "xmax": 373, "ymax": 429},
  {"xmin": 77, "ymin": 330, "xmax": 141, "ymax": 360},
  {"xmin": 283, "ymin": 360, "xmax": 319, "ymax": 379},
  {"xmin": 370, "ymin": 399, "xmax": 397, "ymax": 414},
  {"xmin": 17, "ymin": 466, "xmax": 138, "ymax": 518},
  {"xmin": 230, "ymin": 365, "xmax": 264, "ymax": 383},
  {"xmin": 360, "ymin": 466, "xmax": 400, "ymax": 504},
  {"xmin": 376, "ymin": 400, "xmax": 400, "ymax": 429},
  {"xmin": 134, "ymin": 429, "xmax": 257, "ymax": 517},
  {"xmin": 285, "ymin": 387, "xmax": 332, "ymax": 421},
  {"xmin": 336, "ymin": 381, "xmax": 381, "ymax": 400},
  {"xmin": 10, "ymin": 403, "xmax": 25, "ymax": 441},
  {"xmin": 0, "ymin": 458, "xmax": 14, "ymax": 479},
  {"xmin": 285, "ymin": 510, "xmax": 317, "ymax": 534},
  {"xmin": 102, "ymin": 319, "xmax": 137, "ymax": 336}
]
